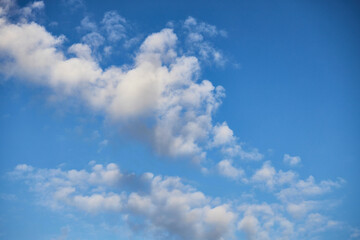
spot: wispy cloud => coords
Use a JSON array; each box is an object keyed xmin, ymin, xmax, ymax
[{"xmin": 183, "ymin": 16, "xmax": 227, "ymax": 66}]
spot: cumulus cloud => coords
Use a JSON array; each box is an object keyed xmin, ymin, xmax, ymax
[
  {"xmin": 238, "ymin": 203, "xmax": 294, "ymax": 240},
  {"xmin": 1, "ymin": 3, "xmax": 352, "ymax": 239},
  {"xmin": 212, "ymin": 122, "xmax": 235, "ymax": 147},
  {"xmin": 237, "ymin": 201, "xmax": 344, "ymax": 240},
  {"xmin": 217, "ymin": 159, "xmax": 244, "ymax": 180},
  {"xmin": 250, "ymin": 161, "xmax": 344, "ymax": 207},
  {"xmin": 10, "ymin": 160, "xmax": 346, "ymax": 240},
  {"xmin": 11, "ymin": 162, "xmax": 236, "ymax": 240},
  {"xmin": 0, "ymin": 3, "xmax": 258, "ymax": 166},
  {"xmin": 251, "ymin": 161, "xmax": 297, "ymax": 189}
]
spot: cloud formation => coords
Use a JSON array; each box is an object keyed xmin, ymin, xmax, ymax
[
  {"xmin": 0, "ymin": 2, "xmax": 354, "ymax": 239},
  {"xmin": 10, "ymin": 161, "xmax": 344, "ymax": 240},
  {"xmin": 0, "ymin": 1, "xmax": 259, "ymax": 167},
  {"xmin": 11, "ymin": 162, "xmax": 236, "ymax": 240}
]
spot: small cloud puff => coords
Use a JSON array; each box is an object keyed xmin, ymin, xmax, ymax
[
  {"xmin": 217, "ymin": 159, "xmax": 244, "ymax": 180},
  {"xmin": 283, "ymin": 154, "xmax": 301, "ymax": 166}
]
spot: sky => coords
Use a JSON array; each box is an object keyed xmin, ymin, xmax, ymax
[{"xmin": 0, "ymin": 0, "xmax": 359, "ymax": 239}]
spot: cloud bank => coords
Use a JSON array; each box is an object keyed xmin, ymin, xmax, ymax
[
  {"xmin": 11, "ymin": 162, "xmax": 236, "ymax": 240},
  {"xmin": 10, "ymin": 162, "xmax": 344, "ymax": 240}
]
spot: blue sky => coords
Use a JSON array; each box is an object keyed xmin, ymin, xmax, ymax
[{"xmin": 0, "ymin": 0, "xmax": 359, "ymax": 239}]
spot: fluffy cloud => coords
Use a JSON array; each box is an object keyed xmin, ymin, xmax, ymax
[
  {"xmin": 0, "ymin": 3, "xmax": 258, "ymax": 166},
  {"xmin": 217, "ymin": 159, "xmax": 244, "ymax": 180},
  {"xmin": 250, "ymin": 161, "xmax": 344, "ymax": 210},
  {"xmin": 237, "ymin": 203, "xmax": 294, "ymax": 240},
  {"xmin": 1, "ymin": 2, "xmax": 352, "ymax": 239},
  {"xmin": 11, "ymin": 162, "xmax": 236, "ymax": 240},
  {"xmin": 285, "ymin": 201, "xmax": 318, "ymax": 219},
  {"xmin": 237, "ymin": 201, "xmax": 343, "ymax": 240},
  {"xmin": 212, "ymin": 122, "xmax": 235, "ymax": 147},
  {"xmin": 10, "ymin": 161, "xmax": 346, "ymax": 240},
  {"xmin": 251, "ymin": 161, "xmax": 297, "ymax": 189}
]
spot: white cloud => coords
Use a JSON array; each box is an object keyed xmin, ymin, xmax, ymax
[
  {"xmin": 0, "ymin": 2, "xmax": 353, "ymax": 239},
  {"xmin": 0, "ymin": 11, "xmax": 208, "ymax": 162},
  {"xmin": 252, "ymin": 161, "xmax": 297, "ymax": 189},
  {"xmin": 76, "ymin": 12, "xmax": 127, "ymax": 58},
  {"xmin": 183, "ymin": 16, "xmax": 226, "ymax": 65},
  {"xmin": 211, "ymin": 122, "xmax": 263, "ymax": 162},
  {"xmin": 277, "ymin": 176, "xmax": 345, "ymax": 203},
  {"xmin": 283, "ymin": 154, "xmax": 301, "ymax": 166},
  {"xmin": 15, "ymin": 163, "xmax": 34, "ymax": 172},
  {"xmin": 73, "ymin": 193, "xmax": 124, "ymax": 213},
  {"xmin": 101, "ymin": 11, "xmax": 126, "ymax": 42},
  {"xmin": 250, "ymin": 161, "xmax": 344, "ymax": 219},
  {"xmin": 238, "ymin": 215, "xmax": 260, "ymax": 240},
  {"xmin": 184, "ymin": 16, "xmax": 225, "ymax": 37},
  {"xmin": 68, "ymin": 43, "xmax": 93, "ymax": 61},
  {"xmin": 222, "ymin": 144, "xmax": 263, "ymax": 161},
  {"xmin": 10, "ymin": 161, "xmax": 347, "ymax": 239},
  {"xmin": 0, "ymin": 0, "xmax": 14, "ymax": 16},
  {"xmin": 17, "ymin": 1, "xmax": 44, "ymax": 22},
  {"xmin": 1, "ymin": 2, "xmax": 352, "ymax": 239},
  {"xmin": 286, "ymin": 201, "xmax": 318, "ymax": 219},
  {"xmin": 212, "ymin": 122, "xmax": 235, "ymax": 146},
  {"xmin": 217, "ymin": 159, "xmax": 244, "ymax": 180},
  {"xmin": 0, "ymin": 3, "xmax": 265, "ymax": 167},
  {"xmin": 11, "ymin": 163, "xmax": 236, "ymax": 240},
  {"xmin": 237, "ymin": 203, "xmax": 294, "ymax": 240},
  {"xmin": 252, "ymin": 161, "xmax": 276, "ymax": 187},
  {"xmin": 299, "ymin": 213, "xmax": 341, "ymax": 234},
  {"xmin": 81, "ymin": 32, "xmax": 105, "ymax": 48},
  {"xmin": 237, "ymin": 201, "xmax": 343, "ymax": 240}
]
